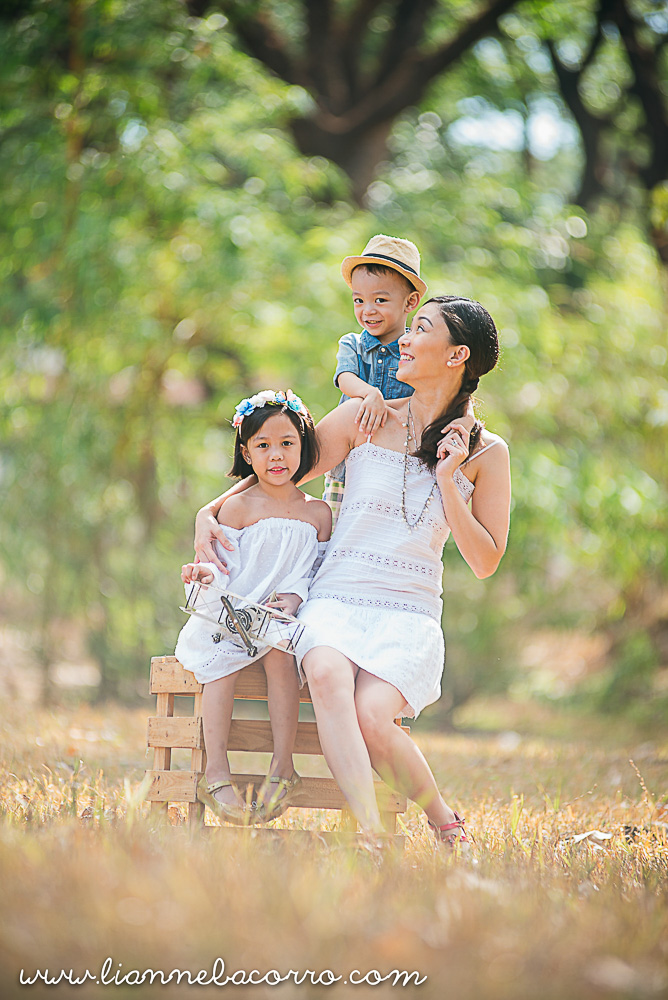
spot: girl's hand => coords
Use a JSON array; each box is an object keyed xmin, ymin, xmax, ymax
[
  {"xmin": 356, "ymin": 388, "xmax": 388, "ymax": 436},
  {"xmin": 182, "ymin": 562, "xmax": 214, "ymax": 585},
  {"xmin": 194, "ymin": 507, "xmax": 234, "ymax": 573},
  {"xmin": 265, "ymin": 593, "xmax": 302, "ymax": 616}
]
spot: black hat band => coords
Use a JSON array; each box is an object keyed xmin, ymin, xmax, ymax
[{"xmin": 362, "ymin": 252, "xmax": 419, "ymax": 277}]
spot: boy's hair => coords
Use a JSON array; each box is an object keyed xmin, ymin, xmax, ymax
[
  {"xmin": 350, "ymin": 262, "xmax": 416, "ymax": 296},
  {"xmin": 229, "ymin": 403, "xmax": 319, "ymax": 483}
]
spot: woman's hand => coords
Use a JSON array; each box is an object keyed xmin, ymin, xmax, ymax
[
  {"xmin": 194, "ymin": 507, "xmax": 234, "ymax": 574},
  {"xmin": 265, "ymin": 592, "xmax": 302, "ymax": 616},
  {"xmin": 435, "ymin": 421, "xmax": 472, "ymax": 477},
  {"xmin": 181, "ymin": 562, "xmax": 214, "ymax": 585}
]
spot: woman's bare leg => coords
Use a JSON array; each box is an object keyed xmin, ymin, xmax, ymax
[
  {"xmin": 202, "ymin": 672, "xmax": 239, "ymax": 806},
  {"xmin": 354, "ymin": 671, "xmax": 458, "ymax": 827},
  {"xmin": 303, "ymin": 646, "xmax": 383, "ymax": 833},
  {"xmin": 263, "ymin": 647, "xmax": 300, "ymax": 779}
]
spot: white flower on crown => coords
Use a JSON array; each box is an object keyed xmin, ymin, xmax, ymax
[{"xmin": 249, "ymin": 389, "xmax": 277, "ymax": 406}]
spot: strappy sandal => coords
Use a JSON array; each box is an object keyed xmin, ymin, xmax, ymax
[
  {"xmin": 258, "ymin": 772, "xmax": 302, "ymax": 823},
  {"xmin": 197, "ymin": 776, "xmax": 255, "ymax": 825},
  {"xmin": 428, "ymin": 811, "xmax": 471, "ymax": 850}
]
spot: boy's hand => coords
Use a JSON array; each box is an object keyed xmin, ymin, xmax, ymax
[
  {"xmin": 265, "ymin": 593, "xmax": 302, "ymax": 616},
  {"xmin": 182, "ymin": 562, "xmax": 214, "ymax": 586},
  {"xmin": 356, "ymin": 387, "xmax": 388, "ymax": 435}
]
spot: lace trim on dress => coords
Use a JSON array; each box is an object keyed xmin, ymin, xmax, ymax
[
  {"xmin": 223, "ymin": 517, "xmax": 319, "ymax": 536},
  {"xmin": 307, "ymin": 592, "xmax": 439, "ymax": 619},
  {"xmin": 346, "ymin": 439, "xmax": 475, "ymax": 501},
  {"xmin": 327, "ymin": 546, "xmax": 440, "ymax": 579},
  {"xmin": 347, "ymin": 442, "xmax": 422, "ymax": 470},
  {"xmin": 343, "ymin": 497, "xmax": 449, "ymax": 537}
]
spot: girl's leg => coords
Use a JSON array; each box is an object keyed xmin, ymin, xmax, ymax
[
  {"xmin": 302, "ymin": 646, "xmax": 383, "ymax": 834},
  {"xmin": 354, "ymin": 671, "xmax": 458, "ymax": 827},
  {"xmin": 262, "ymin": 647, "xmax": 300, "ymax": 780},
  {"xmin": 202, "ymin": 673, "xmax": 239, "ymax": 807}
]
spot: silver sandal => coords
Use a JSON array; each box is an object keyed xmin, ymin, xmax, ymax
[
  {"xmin": 258, "ymin": 772, "xmax": 302, "ymax": 822},
  {"xmin": 197, "ymin": 776, "xmax": 256, "ymax": 825}
]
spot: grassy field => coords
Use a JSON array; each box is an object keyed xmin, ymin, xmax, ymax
[{"xmin": 1, "ymin": 695, "xmax": 667, "ymax": 999}]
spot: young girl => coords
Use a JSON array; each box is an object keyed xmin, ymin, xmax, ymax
[{"xmin": 175, "ymin": 389, "xmax": 331, "ymax": 824}]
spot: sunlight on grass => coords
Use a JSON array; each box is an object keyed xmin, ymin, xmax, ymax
[{"xmin": 1, "ymin": 699, "xmax": 667, "ymax": 999}]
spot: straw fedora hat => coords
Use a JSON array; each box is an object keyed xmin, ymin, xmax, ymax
[{"xmin": 341, "ymin": 234, "xmax": 427, "ymax": 299}]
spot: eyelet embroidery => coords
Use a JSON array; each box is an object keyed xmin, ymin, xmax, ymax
[
  {"xmin": 308, "ymin": 592, "xmax": 439, "ymax": 619},
  {"xmin": 327, "ymin": 546, "xmax": 440, "ymax": 579}
]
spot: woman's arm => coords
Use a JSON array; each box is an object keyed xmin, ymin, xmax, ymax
[
  {"xmin": 193, "ymin": 475, "xmax": 257, "ymax": 571},
  {"xmin": 436, "ymin": 435, "xmax": 511, "ymax": 579},
  {"xmin": 298, "ymin": 399, "xmax": 361, "ymax": 485}
]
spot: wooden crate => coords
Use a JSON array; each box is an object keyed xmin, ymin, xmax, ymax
[{"xmin": 146, "ymin": 655, "xmax": 408, "ymax": 832}]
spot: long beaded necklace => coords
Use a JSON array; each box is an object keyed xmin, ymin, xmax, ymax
[{"xmin": 401, "ymin": 400, "xmax": 437, "ymax": 532}]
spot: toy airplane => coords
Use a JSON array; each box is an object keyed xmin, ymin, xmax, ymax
[{"xmin": 180, "ymin": 581, "xmax": 305, "ymax": 658}]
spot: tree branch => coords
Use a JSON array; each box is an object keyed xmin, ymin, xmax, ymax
[
  {"xmin": 214, "ymin": 1, "xmax": 306, "ymax": 88},
  {"xmin": 311, "ymin": 0, "xmax": 518, "ymax": 134},
  {"xmin": 612, "ymin": 0, "xmax": 668, "ymax": 189},
  {"xmin": 337, "ymin": 0, "xmax": 385, "ymax": 101},
  {"xmin": 546, "ymin": 39, "xmax": 611, "ymax": 204},
  {"xmin": 373, "ymin": 0, "xmax": 438, "ymax": 89}
]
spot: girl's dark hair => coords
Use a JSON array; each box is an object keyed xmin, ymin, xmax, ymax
[
  {"xmin": 412, "ymin": 296, "xmax": 500, "ymax": 470},
  {"xmin": 229, "ymin": 401, "xmax": 319, "ymax": 483}
]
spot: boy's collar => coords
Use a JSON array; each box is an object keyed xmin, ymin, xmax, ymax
[{"xmin": 360, "ymin": 327, "xmax": 406, "ymax": 351}]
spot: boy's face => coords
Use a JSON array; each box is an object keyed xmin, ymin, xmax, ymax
[{"xmin": 351, "ymin": 267, "xmax": 420, "ymax": 344}]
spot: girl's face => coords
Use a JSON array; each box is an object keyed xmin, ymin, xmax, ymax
[
  {"xmin": 242, "ymin": 412, "xmax": 302, "ymax": 486},
  {"xmin": 396, "ymin": 301, "xmax": 462, "ymax": 383}
]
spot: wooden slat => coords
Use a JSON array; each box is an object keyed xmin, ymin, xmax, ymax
[
  {"xmin": 227, "ymin": 719, "xmax": 321, "ymax": 755},
  {"xmin": 147, "ymin": 716, "xmax": 204, "ymax": 750},
  {"xmin": 232, "ymin": 661, "xmax": 313, "ymax": 703},
  {"xmin": 146, "ymin": 769, "xmax": 199, "ymax": 802},
  {"xmin": 228, "ymin": 774, "xmax": 406, "ymax": 813},
  {"xmin": 150, "ymin": 656, "xmax": 202, "ymax": 695},
  {"xmin": 150, "ymin": 655, "xmax": 313, "ymax": 702},
  {"xmin": 145, "ymin": 771, "xmax": 406, "ymax": 813}
]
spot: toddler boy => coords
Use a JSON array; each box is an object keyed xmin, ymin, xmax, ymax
[{"xmin": 324, "ymin": 234, "xmax": 427, "ymax": 521}]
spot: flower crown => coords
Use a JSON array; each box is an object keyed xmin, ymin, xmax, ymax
[{"xmin": 232, "ymin": 389, "xmax": 309, "ymax": 429}]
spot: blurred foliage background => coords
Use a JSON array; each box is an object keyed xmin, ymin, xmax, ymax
[{"xmin": 1, "ymin": 0, "xmax": 667, "ymax": 724}]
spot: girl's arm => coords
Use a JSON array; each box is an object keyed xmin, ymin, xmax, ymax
[{"xmin": 436, "ymin": 432, "xmax": 511, "ymax": 579}]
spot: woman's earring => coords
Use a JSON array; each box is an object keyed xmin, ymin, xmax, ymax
[{"xmin": 447, "ymin": 360, "xmax": 453, "ymax": 367}]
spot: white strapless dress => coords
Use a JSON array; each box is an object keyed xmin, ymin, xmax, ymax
[
  {"xmin": 295, "ymin": 442, "xmax": 482, "ymax": 718},
  {"xmin": 175, "ymin": 518, "xmax": 324, "ymax": 684}
]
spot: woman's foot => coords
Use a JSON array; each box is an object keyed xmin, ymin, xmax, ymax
[{"xmin": 428, "ymin": 812, "xmax": 470, "ymax": 850}]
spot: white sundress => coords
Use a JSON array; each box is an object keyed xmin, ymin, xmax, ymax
[
  {"xmin": 175, "ymin": 517, "xmax": 326, "ymax": 684},
  {"xmin": 295, "ymin": 440, "xmax": 496, "ymax": 718}
]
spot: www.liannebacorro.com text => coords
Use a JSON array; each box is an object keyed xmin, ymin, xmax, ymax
[{"xmin": 19, "ymin": 957, "xmax": 427, "ymax": 988}]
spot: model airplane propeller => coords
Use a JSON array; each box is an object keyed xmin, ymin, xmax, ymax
[{"xmin": 180, "ymin": 581, "xmax": 305, "ymax": 657}]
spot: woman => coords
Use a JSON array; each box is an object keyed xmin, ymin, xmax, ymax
[{"xmin": 195, "ymin": 296, "xmax": 511, "ymax": 844}]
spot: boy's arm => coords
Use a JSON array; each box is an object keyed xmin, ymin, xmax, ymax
[{"xmin": 337, "ymin": 371, "xmax": 389, "ymax": 436}]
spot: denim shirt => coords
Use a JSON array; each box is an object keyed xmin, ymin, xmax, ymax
[
  {"xmin": 334, "ymin": 329, "xmax": 415, "ymax": 402},
  {"xmin": 328, "ymin": 329, "xmax": 414, "ymax": 480}
]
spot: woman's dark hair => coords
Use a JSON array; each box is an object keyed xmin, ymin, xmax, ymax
[
  {"xmin": 412, "ymin": 295, "xmax": 500, "ymax": 470},
  {"xmin": 229, "ymin": 401, "xmax": 319, "ymax": 483}
]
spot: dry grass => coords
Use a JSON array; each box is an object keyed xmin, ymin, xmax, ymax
[{"xmin": 1, "ymin": 696, "xmax": 667, "ymax": 999}]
